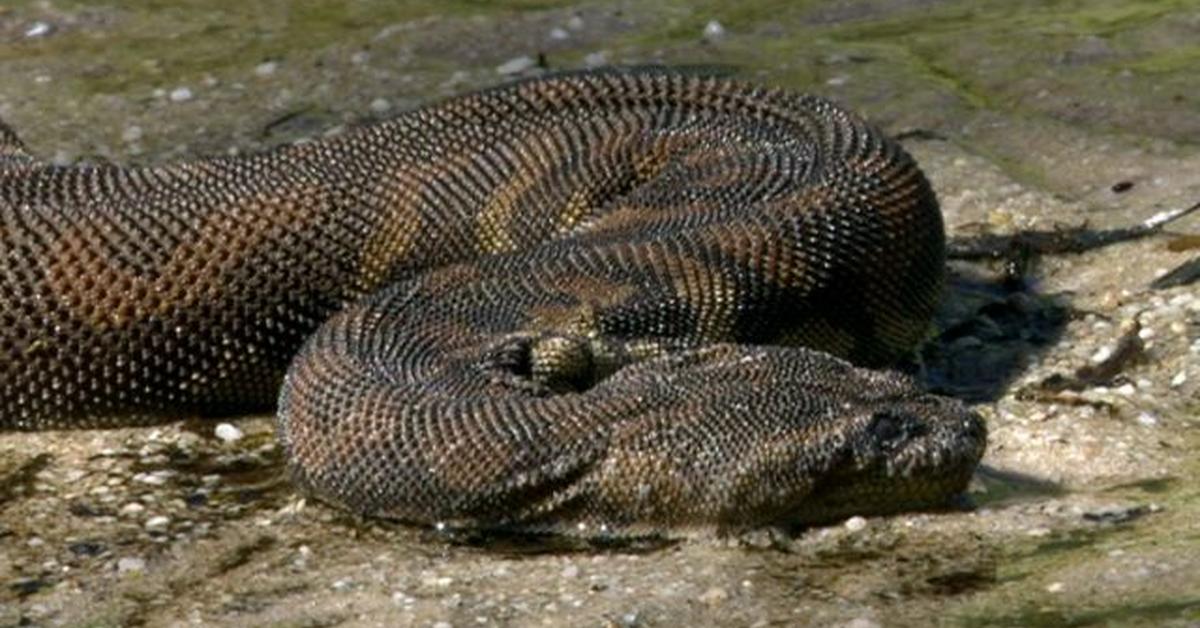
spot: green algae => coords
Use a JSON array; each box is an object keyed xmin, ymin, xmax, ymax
[{"xmin": 0, "ymin": 0, "xmax": 575, "ymax": 96}]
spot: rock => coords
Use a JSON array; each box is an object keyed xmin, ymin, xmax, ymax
[
  {"xmin": 698, "ymin": 586, "xmax": 729, "ymax": 606},
  {"xmin": 169, "ymin": 87, "xmax": 194, "ymax": 102},
  {"xmin": 117, "ymin": 557, "xmax": 146, "ymax": 574},
  {"xmin": 370, "ymin": 98, "xmax": 392, "ymax": 113},
  {"xmin": 68, "ymin": 541, "xmax": 107, "ymax": 557},
  {"xmin": 844, "ymin": 516, "xmax": 868, "ymax": 532},
  {"xmin": 702, "ymin": 20, "xmax": 726, "ymax": 40},
  {"xmin": 1082, "ymin": 504, "xmax": 1152, "ymax": 524},
  {"xmin": 24, "ymin": 22, "xmax": 53, "ymax": 39},
  {"xmin": 584, "ymin": 52, "xmax": 608, "ymax": 68},
  {"xmin": 496, "ymin": 56, "xmax": 536, "ymax": 76},
  {"xmin": 214, "ymin": 423, "xmax": 244, "ymax": 443},
  {"xmin": 254, "ymin": 61, "xmax": 278, "ymax": 77},
  {"xmin": 145, "ymin": 515, "xmax": 171, "ymax": 530}
]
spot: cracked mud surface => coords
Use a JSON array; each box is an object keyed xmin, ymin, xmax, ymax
[{"xmin": 2, "ymin": 1, "xmax": 1198, "ymax": 626}]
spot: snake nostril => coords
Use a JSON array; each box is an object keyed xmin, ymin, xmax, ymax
[{"xmin": 869, "ymin": 410, "xmax": 927, "ymax": 450}]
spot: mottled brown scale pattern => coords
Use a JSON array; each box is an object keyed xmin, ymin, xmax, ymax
[{"xmin": 1, "ymin": 70, "xmax": 985, "ymax": 535}]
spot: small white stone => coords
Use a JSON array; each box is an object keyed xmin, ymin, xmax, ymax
[
  {"xmin": 25, "ymin": 22, "xmax": 53, "ymax": 38},
  {"xmin": 1046, "ymin": 581, "xmax": 1065, "ymax": 593},
  {"xmin": 826, "ymin": 75, "xmax": 849, "ymax": 86},
  {"xmin": 561, "ymin": 564, "xmax": 580, "ymax": 578},
  {"xmin": 1136, "ymin": 412, "xmax": 1158, "ymax": 427},
  {"xmin": 583, "ymin": 51, "xmax": 608, "ymax": 67},
  {"xmin": 214, "ymin": 422, "xmax": 244, "ymax": 443},
  {"xmin": 370, "ymin": 98, "xmax": 391, "ymax": 113},
  {"xmin": 844, "ymin": 516, "xmax": 868, "ymax": 532},
  {"xmin": 117, "ymin": 557, "xmax": 146, "ymax": 574},
  {"xmin": 254, "ymin": 61, "xmax": 278, "ymax": 77},
  {"xmin": 120, "ymin": 502, "xmax": 146, "ymax": 516},
  {"xmin": 1137, "ymin": 326, "xmax": 1156, "ymax": 340},
  {"xmin": 698, "ymin": 586, "xmax": 729, "ymax": 606},
  {"xmin": 351, "ymin": 51, "xmax": 370, "ymax": 65},
  {"xmin": 133, "ymin": 470, "xmax": 173, "ymax": 485},
  {"xmin": 566, "ymin": 15, "xmax": 585, "ymax": 30},
  {"xmin": 145, "ymin": 515, "xmax": 170, "ymax": 530},
  {"xmin": 496, "ymin": 56, "xmax": 536, "ymax": 75},
  {"xmin": 1170, "ymin": 371, "xmax": 1187, "ymax": 387},
  {"xmin": 27, "ymin": 537, "xmax": 44, "ymax": 547},
  {"xmin": 702, "ymin": 20, "xmax": 726, "ymax": 40},
  {"xmin": 549, "ymin": 27, "xmax": 569, "ymax": 40},
  {"xmin": 1090, "ymin": 346, "xmax": 1112, "ymax": 363},
  {"xmin": 169, "ymin": 87, "xmax": 193, "ymax": 102},
  {"xmin": 422, "ymin": 575, "xmax": 454, "ymax": 588},
  {"xmin": 1115, "ymin": 383, "xmax": 1136, "ymax": 396}
]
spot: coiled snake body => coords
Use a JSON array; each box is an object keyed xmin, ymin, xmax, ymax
[{"xmin": 1, "ymin": 70, "xmax": 985, "ymax": 535}]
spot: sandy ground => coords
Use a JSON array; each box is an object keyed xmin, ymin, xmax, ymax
[{"xmin": 2, "ymin": 1, "xmax": 1198, "ymax": 626}]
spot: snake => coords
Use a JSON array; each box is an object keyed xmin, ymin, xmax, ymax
[{"xmin": 1, "ymin": 69, "xmax": 985, "ymax": 536}]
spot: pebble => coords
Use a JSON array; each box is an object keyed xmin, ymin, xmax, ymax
[
  {"xmin": 169, "ymin": 87, "xmax": 194, "ymax": 102},
  {"xmin": 133, "ymin": 470, "xmax": 174, "ymax": 485},
  {"xmin": 549, "ymin": 27, "xmax": 569, "ymax": 40},
  {"xmin": 117, "ymin": 557, "xmax": 146, "ymax": 574},
  {"xmin": 120, "ymin": 502, "xmax": 146, "ymax": 516},
  {"xmin": 1136, "ymin": 412, "xmax": 1158, "ymax": 427},
  {"xmin": 1046, "ymin": 581, "xmax": 1065, "ymax": 593},
  {"xmin": 423, "ymin": 574, "xmax": 455, "ymax": 588},
  {"xmin": 254, "ymin": 61, "xmax": 278, "ymax": 77},
  {"xmin": 842, "ymin": 619, "xmax": 881, "ymax": 628},
  {"xmin": 566, "ymin": 15, "xmax": 585, "ymax": 30},
  {"xmin": 370, "ymin": 98, "xmax": 392, "ymax": 113},
  {"xmin": 1170, "ymin": 371, "xmax": 1187, "ymax": 387},
  {"xmin": 584, "ymin": 52, "xmax": 608, "ymax": 67},
  {"xmin": 702, "ymin": 20, "xmax": 726, "ymax": 40},
  {"xmin": 844, "ymin": 516, "xmax": 868, "ymax": 532},
  {"xmin": 214, "ymin": 422, "xmax": 244, "ymax": 443},
  {"xmin": 25, "ymin": 22, "xmax": 53, "ymax": 39},
  {"xmin": 145, "ymin": 515, "xmax": 171, "ymax": 530},
  {"xmin": 697, "ymin": 586, "xmax": 729, "ymax": 606},
  {"xmin": 496, "ymin": 56, "xmax": 536, "ymax": 76},
  {"xmin": 561, "ymin": 564, "xmax": 580, "ymax": 578}
]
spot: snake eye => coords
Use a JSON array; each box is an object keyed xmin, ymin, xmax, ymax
[{"xmin": 869, "ymin": 410, "xmax": 928, "ymax": 451}]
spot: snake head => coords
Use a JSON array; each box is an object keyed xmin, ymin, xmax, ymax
[{"xmin": 783, "ymin": 391, "xmax": 988, "ymax": 527}]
